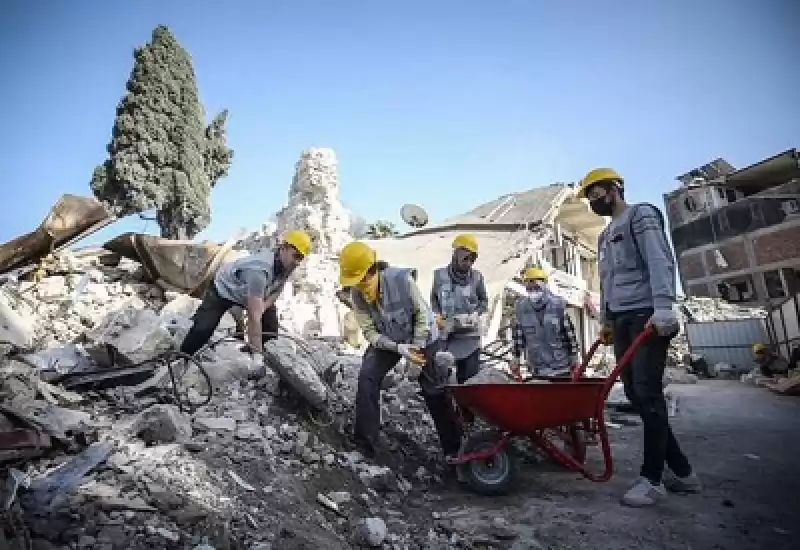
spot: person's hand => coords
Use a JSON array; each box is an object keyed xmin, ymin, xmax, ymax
[
  {"xmin": 250, "ymin": 351, "xmax": 264, "ymax": 367},
  {"xmin": 434, "ymin": 314, "xmax": 446, "ymax": 330},
  {"xmin": 397, "ymin": 343, "xmax": 426, "ymax": 365},
  {"xmin": 598, "ymin": 324, "xmax": 613, "ymax": 345},
  {"xmin": 647, "ymin": 309, "xmax": 680, "ymax": 337},
  {"xmin": 509, "ymin": 357, "xmax": 522, "ymax": 379}
]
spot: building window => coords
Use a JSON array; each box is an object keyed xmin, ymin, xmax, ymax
[
  {"xmin": 764, "ymin": 270, "xmax": 786, "ymax": 299},
  {"xmin": 717, "ymin": 275, "xmax": 756, "ymax": 303}
]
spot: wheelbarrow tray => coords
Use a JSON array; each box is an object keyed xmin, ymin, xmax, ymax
[{"xmin": 447, "ymin": 378, "xmax": 606, "ymax": 433}]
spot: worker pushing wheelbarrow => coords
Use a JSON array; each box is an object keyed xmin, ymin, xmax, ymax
[{"xmin": 444, "ymin": 328, "xmax": 652, "ymax": 495}]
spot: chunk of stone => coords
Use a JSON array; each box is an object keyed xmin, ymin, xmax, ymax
[
  {"xmin": 353, "ymin": 517, "xmax": 387, "ymax": 547},
  {"xmin": 264, "ymin": 337, "xmax": 329, "ymax": 409},
  {"xmin": 131, "ymin": 404, "xmax": 192, "ymax": 444},
  {"xmin": 87, "ymin": 307, "xmax": 174, "ymax": 362},
  {"xmin": 194, "ymin": 416, "xmax": 236, "ymax": 432},
  {"xmin": 463, "ymin": 367, "xmax": 516, "ymax": 385}
]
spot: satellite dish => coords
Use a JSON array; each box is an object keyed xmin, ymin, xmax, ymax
[{"xmin": 400, "ymin": 204, "xmax": 429, "ymax": 228}]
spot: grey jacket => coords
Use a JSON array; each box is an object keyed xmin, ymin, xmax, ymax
[
  {"xmin": 515, "ymin": 294, "xmax": 573, "ymax": 373},
  {"xmin": 214, "ymin": 249, "xmax": 287, "ymax": 306},
  {"xmin": 598, "ymin": 204, "xmax": 676, "ymax": 316}
]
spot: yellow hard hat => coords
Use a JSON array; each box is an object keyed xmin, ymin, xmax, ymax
[
  {"xmin": 522, "ymin": 267, "xmax": 548, "ymax": 282},
  {"xmin": 576, "ymin": 168, "xmax": 624, "ymax": 199},
  {"xmin": 338, "ymin": 241, "xmax": 377, "ymax": 287},
  {"xmin": 452, "ymin": 233, "xmax": 478, "ymax": 254},
  {"xmin": 283, "ymin": 230, "xmax": 312, "ymax": 257},
  {"xmin": 752, "ymin": 343, "xmax": 766, "ymax": 355}
]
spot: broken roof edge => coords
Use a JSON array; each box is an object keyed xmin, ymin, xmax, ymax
[{"xmin": 400, "ymin": 184, "xmax": 573, "ymax": 239}]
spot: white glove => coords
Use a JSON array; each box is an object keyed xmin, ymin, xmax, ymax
[
  {"xmin": 397, "ymin": 343, "xmax": 426, "ymax": 365},
  {"xmin": 251, "ymin": 352, "xmax": 264, "ymax": 367},
  {"xmin": 648, "ymin": 309, "xmax": 680, "ymax": 336}
]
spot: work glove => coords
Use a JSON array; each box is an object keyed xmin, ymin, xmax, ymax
[
  {"xmin": 397, "ymin": 343, "xmax": 427, "ymax": 366},
  {"xmin": 647, "ymin": 309, "xmax": 680, "ymax": 337},
  {"xmin": 598, "ymin": 324, "xmax": 613, "ymax": 345},
  {"xmin": 434, "ymin": 314, "xmax": 446, "ymax": 330}
]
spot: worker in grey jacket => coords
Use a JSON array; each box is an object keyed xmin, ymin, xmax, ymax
[
  {"xmin": 179, "ymin": 231, "xmax": 312, "ymax": 367},
  {"xmin": 577, "ymin": 168, "xmax": 700, "ymax": 507},
  {"xmin": 510, "ymin": 267, "xmax": 580, "ymax": 378},
  {"xmin": 338, "ymin": 241, "xmax": 461, "ymax": 462},
  {"xmin": 430, "ymin": 233, "xmax": 488, "ymax": 384}
]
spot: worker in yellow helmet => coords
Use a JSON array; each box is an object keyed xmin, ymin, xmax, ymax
[
  {"xmin": 751, "ymin": 343, "xmax": 789, "ymax": 377},
  {"xmin": 179, "ymin": 230, "xmax": 312, "ymax": 371},
  {"xmin": 509, "ymin": 266, "xmax": 579, "ymax": 379},
  {"xmin": 338, "ymin": 241, "xmax": 462, "ymax": 463},
  {"xmin": 430, "ymin": 234, "xmax": 488, "ymax": 385},
  {"xmin": 579, "ymin": 167, "xmax": 699, "ymax": 507}
]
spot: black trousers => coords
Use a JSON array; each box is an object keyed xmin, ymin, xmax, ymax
[
  {"xmin": 179, "ymin": 284, "xmax": 279, "ymax": 356},
  {"xmin": 454, "ymin": 349, "xmax": 481, "ymax": 384},
  {"xmin": 355, "ymin": 343, "xmax": 462, "ymax": 456},
  {"xmin": 611, "ymin": 309, "xmax": 692, "ymax": 484}
]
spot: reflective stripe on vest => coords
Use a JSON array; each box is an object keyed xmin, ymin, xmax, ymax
[
  {"xmin": 214, "ymin": 249, "xmax": 286, "ymax": 306},
  {"xmin": 352, "ymin": 267, "xmax": 434, "ymax": 346},
  {"xmin": 515, "ymin": 296, "xmax": 570, "ymax": 370}
]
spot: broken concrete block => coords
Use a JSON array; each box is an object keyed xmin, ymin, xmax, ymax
[
  {"xmin": 0, "ymin": 291, "xmax": 35, "ymax": 348},
  {"xmin": 463, "ymin": 367, "xmax": 515, "ymax": 385},
  {"xmin": 193, "ymin": 416, "xmax": 236, "ymax": 432},
  {"xmin": 88, "ymin": 307, "xmax": 174, "ymax": 363},
  {"xmin": 353, "ymin": 517, "xmax": 387, "ymax": 547},
  {"xmin": 130, "ymin": 404, "xmax": 192, "ymax": 444},
  {"xmin": 264, "ymin": 337, "xmax": 329, "ymax": 409}
]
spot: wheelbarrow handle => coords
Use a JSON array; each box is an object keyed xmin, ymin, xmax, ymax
[
  {"xmin": 599, "ymin": 325, "xmax": 655, "ymax": 399},
  {"xmin": 570, "ymin": 339, "xmax": 603, "ymax": 381}
]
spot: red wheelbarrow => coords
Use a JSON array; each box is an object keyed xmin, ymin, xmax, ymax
[{"xmin": 445, "ymin": 328, "xmax": 652, "ymax": 495}]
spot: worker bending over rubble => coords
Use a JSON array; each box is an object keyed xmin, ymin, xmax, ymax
[
  {"xmin": 752, "ymin": 343, "xmax": 790, "ymax": 377},
  {"xmin": 510, "ymin": 267, "xmax": 580, "ymax": 378},
  {"xmin": 179, "ymin": 230, "xmax": 312, "ymax": 369},
  {"xmin": 430, "ymin": 233, "xmax": 488, "ymax": 384},
  {"xmin": 578, "ymin": 167, "xmax": 700, "ymax": 507},
  {"xmin": 338, "ymin": 241, "xmax": 462, "ymax": 462}
]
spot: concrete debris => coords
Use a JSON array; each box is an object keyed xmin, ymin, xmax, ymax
[
  {"xmin": 129, "ymin": 404, "xmax": 192, "ymax": 444},
  {"xmin": 263, "ymin": 337, "xmax": 329, "ymax": 409},
  {"xmin": 463, "ymin": 367, "xmax": 516, "ymax": 385},
  {"xmin": 353, "ymin": 516, "xmax": 388, "ymax": 547}
]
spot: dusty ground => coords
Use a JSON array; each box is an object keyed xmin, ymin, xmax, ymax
[{"xmin": 425, "ymin": 380, "xmax": 800, "ymax": 550}]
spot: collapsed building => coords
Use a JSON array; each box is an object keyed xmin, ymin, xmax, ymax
[{"xmin": 664, "ymin": 148, "xmax": 800, "ymax": 305}]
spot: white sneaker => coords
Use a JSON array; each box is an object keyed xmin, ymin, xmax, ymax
[
  {"xmin": 662, "ymin": 470, "xmax": 702, "ymax": 494},
  {"xmin": 621, "ymin": 477, "xmax": 666, "ymax": 507}
]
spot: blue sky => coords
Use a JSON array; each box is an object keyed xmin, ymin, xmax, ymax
[{"xmin": 1, "ymin": 0, "xmax": 797, "ymax": 245}]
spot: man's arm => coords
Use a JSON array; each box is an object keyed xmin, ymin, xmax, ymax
[
  {"xmin": 242, "ymin": 269, "xmax": 268, "ymax": 352},
  {"xmin": 511, "ymin": 320, "xmax": 525, "ymax": 359},
  {"xmin": 561, "ymin": 312, "xmax": 580, "ymax": 363},
  {"xmin": 475, "ymin": 273, "xmax": 489, "ymax": 315},
  {"xmin": 351, "ymin": 289, "xmax": 399, "ymax": 352},
  {"xmin": 407, "ymin": 274, "xmax": 432, "ymax": 348},
  {"xmin": 430, "ymin": 278, "xmax": 442, "ymax": 315},
  {"xmin": 632, "ymin": 205, "xmax": 676, "ymax": 310}
]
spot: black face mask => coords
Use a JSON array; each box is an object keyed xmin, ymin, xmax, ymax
[{"xmin": 590, "ymin": 196, "xmax": 615, "ymax": 217}]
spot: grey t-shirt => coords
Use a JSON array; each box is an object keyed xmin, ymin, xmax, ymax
[{"xmin": 242, "ymin": 268, "xmax": 268, "ymax": 300}]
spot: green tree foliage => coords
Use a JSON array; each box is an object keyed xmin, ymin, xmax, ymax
[
  {"xmin": 364, "ymin": 220, "xmax": 400, "ymax": 239},
  {"xmin": 90, "ymin": 25, "xmax": 233, "ymax": 239}
]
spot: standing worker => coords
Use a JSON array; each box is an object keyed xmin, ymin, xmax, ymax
[
  {"xmin": 577, "ymin": 167, "xmax": 701, "ymax": 507},
  {"xmin": 179, "ymin": 231, "xmax": 312, "ymax": 370},
  {"xmin": 430, "ymin": 234, "xmax": 488, "ymax": 384},
  {"xmin": 510, "ymin": 267, "xmax": 580, "ymax": 378},
  {"xmin": 338, "ymin": 241, "xmax": 462, "ymax": 462}
]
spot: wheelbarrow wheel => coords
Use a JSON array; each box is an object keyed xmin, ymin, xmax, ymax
[{"xmin": 457, "ymin": 431, "xmax": 518, "ymax": 496}]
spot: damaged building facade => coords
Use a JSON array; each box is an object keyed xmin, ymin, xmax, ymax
[
  {"xmin": 368, "ymin": 183, "xmax": 605, "ymax": 355},
  {"xmin": 665, "ymin": 149, "xmax": 800, "ymax": 306}
]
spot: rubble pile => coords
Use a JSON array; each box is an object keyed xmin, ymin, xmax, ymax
[{"xmin": 0, "ymin": 246, "xmax": 520, "ymax": 549}]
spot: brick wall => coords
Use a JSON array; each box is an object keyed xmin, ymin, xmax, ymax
[
  {"xmin": 687, "ymin": 283, "xmax": 711, "ymax": 297},
  {"xmin": 678, "ymin": 251, "xmax": 706, "ymax": 280},
  {"xmin": 705, "ymin": 241, "xmax": 749, "ymax": 275},
  {"xmin": 754, "ymin": 225, "xmax": 800, "ymax": 266}
]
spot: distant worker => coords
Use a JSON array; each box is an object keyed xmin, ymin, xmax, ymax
[
  {"xmin": 510, "ymin": 267, "xmax": 580, "ymax": 378},
  {"xmin": 578, "ymin": 167, "xmax": 700, "ymax": 507},
  {"xmin": 430, "ymin": 233, "xmax": 488, "ymax": 384},
  {"xmin": 752, "ymin": 343, "xmax": 790, "ymax": 377},
  {"xmin": 338, "ymin": 241, "xmax": 461, "ymax": 462},
  {"xmin": 179, "ymin": 231, "xmax": 312, "ymax": 370}
]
